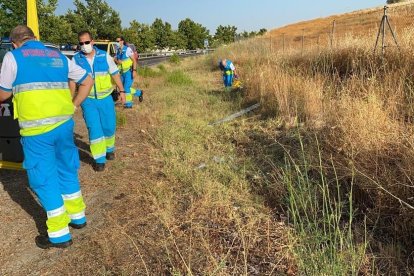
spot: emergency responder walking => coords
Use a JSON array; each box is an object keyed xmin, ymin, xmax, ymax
[
  {"xmin": 114, "ymin": 36, "xmax": 137, "ymax": 108},
  {"xmin": 0, "ymin": 25, "xmax": 94, "ymax": 249},
  {"xmin": 127, "ymin": 43, "xmax": 144, "ymax": 103},
  {"xmin": 72, "ymin": 31, "xmax": 126, "ymax": 172},
  {"xmin": 219, "ymin": 59, "xmax": 238, "ymax": 90}
]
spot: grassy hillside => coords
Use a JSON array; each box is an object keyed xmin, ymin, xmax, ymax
[
  {"xmin": 210, "ymin": 1, "xmax": 414, "ymax": 274},
  {"xmin": 264, "ymin": 1, "xmax": 414, "ymax": 53}
]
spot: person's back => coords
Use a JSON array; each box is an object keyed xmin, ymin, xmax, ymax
[
  {"xmin": 11, "ymin": 40, "xmax": 73, "ymax": 136},
  {"xmin": 0, "ymin": 25, "xmax": 93, "ymax": 249},
  {"xmin": 114, "ymin": 36, "xmax": 137, "ymax": 108},
  {"xmin": 219, "ymin": 59, "xmax": 237, "ymax": 88}
]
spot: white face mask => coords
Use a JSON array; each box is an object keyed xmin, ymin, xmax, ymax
[
  {"xmin": 115, "ymin": 42, "xmax": 120, "ymax": 48},
  {"xmin": 81, "ymin": 44, "xmax": 93, "ymax": 54}
]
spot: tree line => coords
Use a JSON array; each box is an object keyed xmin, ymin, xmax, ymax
[{"xmin": 0, "ymin": 0, "xmax": 267, "ymax": 52}]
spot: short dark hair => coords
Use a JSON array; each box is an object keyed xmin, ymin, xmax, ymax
[
  {"xmin": 117, "ymin": 36, "xmax": 125, "ymax": 42},
  {"xmin": 10, "ymin": 25, "xmax": 35, "ymax": 44},
  {"xmin": 78, "ymin": 30, "xmax": 93, "ymax": 40}
]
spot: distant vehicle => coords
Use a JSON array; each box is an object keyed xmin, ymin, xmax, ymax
[
  {"xmin": 94, "ymin": 40, "xmax": 139, "ymax": 63},
  {"xmin": 44, "ymin": 42, "xmax": 60, "ymax": 51},
  {"xmin": 94, "ymin": 40, "xmax": 117, "ymax": 57},
  {"xmin": 60, "ymin": 43, "xmax": 75, "ymax": 51}
]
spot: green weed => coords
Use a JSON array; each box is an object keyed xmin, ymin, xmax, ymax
[
  {"xmin": 166, "ymin": 70, "xmax": 193, "ymax": 86},
  {"xmin": 281, "ymin": 133, "xmax": 367, "ymax": 275},
  {"xmin": 157, "ymin": 64, "xmax": 167, "ymax": 73},
  {"xmin": 169, "ymin": 53, "xmax": 180, "ymax": 64},
  {"xmin": 138, "ymin": 66, "xmax": 161, "ymax": 78},
  {"xmin": 116, "ymin": 111, "xmax": 127, "ymax": 127}
]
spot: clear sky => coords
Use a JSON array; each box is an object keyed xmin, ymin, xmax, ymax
[{"xmin": 56, "ymin": 0, "xmax": 386, "ymax": 33}]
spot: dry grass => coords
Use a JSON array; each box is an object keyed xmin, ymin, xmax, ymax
[
  {"xmin": 265, "ymin": 1, "xmax": 414, "ymax": 52},
  {"xmin": 16, "ymin": 60, "xmax": 292, "ymax": 275},
  {"xmin": 211, "ymin": 2, "xmax": 414, "ymax": 274}
]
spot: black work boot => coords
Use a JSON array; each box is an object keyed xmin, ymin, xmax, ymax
[
  {"xmin": 69, "ymin": 222, "xmax": 87, "ymax": 229},
  {"xmin": 139, "ymin": 90, "xmax": 144, "ymax": 102},
  {"xmin": 106, "ymin": 152, "xmax": 115, "ymax": 161},
  {"xmin": 94, "ymin": 163, "xmax": 105, "ymax": 172},
  {"xmin": 35, "ymin": 235, "xmax": 72, "ymax": 250}
]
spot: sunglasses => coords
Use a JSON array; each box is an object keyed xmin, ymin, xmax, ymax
[
  {"xmin": 79, "ymin": 41, "xmax": 91, "ymax": 46},
  {"xmin": 116, "ymin": 40, "xmax": 121, "ymax": 42}
]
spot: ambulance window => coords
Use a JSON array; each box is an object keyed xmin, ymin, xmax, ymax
[{"xmin": 95, "ymin": 44, "xmax": 107, "ymax": 52}]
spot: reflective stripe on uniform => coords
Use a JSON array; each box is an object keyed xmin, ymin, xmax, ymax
[
  {"xmin": 47, "ymin": 206, "xmax": 66, "ymax": 218},
  {"xmin": 90, "ymin": 135, "xmax": 107, "ymax": 160},
  {"xmin": 62, "ymin": 191, "xmax": 82, "ymax": 201},
  {"xmin": 14, "ymin": 82, "xmax": 69, "ymax": 94},
  {"xmin": 125, "ymin": 92, "xmax": 133, "ymax": 104},
  {"xmin": 105, "ymin": 135, "xmax": 115, "ymax": 141},
  {"xmin": 63, "ymin": 191, "xmax": 86, "ymax": 223},
  {"xmin": 93, "ymin": 152, "xmax": 106, "ymax": 159},
  {"xmin": 19, "ymin": 115, "xmax": 72, "ymax": 129},
  {"xmin": 69, "ymin": 210, "xmax": 86, "ymax": 220},
  {"xmin": 119, "ymin": 58, "xmax": 133, "ymax": 73},
  {"xmin": 95, "ymin": 72, "xmax": 109, "ymax": 77},
  {"xmin": 90, "ymin": 137, "xmax": 105, "ymax": 145},
  {"xmin": 48, "ymin": 226, "xmax": 70, "ymax": 238},
  {"xmin": 90, "ymin": 89, "xmax": 113, "ymax": 98},
  {"xmin": 105, "ymin": 135, "xmax": 115, "ymax": 150}
]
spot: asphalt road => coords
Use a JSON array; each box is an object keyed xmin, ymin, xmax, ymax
[
  {"xmin": 138, "ymin": 56, "xmax": 170, "ymax": 67},
  {"xmin": 59, "ymin": 50, "xmax": 208, "ymax": 67},
  {"xmin": 138, "ymin": 52, "xmax": 204, "ymax": 67}
]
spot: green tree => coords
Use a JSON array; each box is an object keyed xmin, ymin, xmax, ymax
[
  {"xmin": 241, "ymin": 31, "xmax": 250, "ymax": 39},
  {"xmin": 214, "ymin": 25, "xmax": 237, "ymax": 44},
  {"xmin": 122, "ymin": 20, "xmax": 155, "ymax": 52},
  {"xmin": 169, "ymin": 31, "xmax": 187, "ymax": 49},
  {"xmin": 65, "ymin": 0, "xmax": 122, "ymax": 40},
  {"xmin": 258, "ymin": 28, "xmax": 267, "ymax": 36},
  {"xmin": 386, "ymin": 0, "xmax": 404, "ymax": 3},
  {"xmin": 178, "ymin": 18, "xmax": 209, "ymax": 50},
  {"xmin": 0, "ymin": 0, "xmax": 26, "ymax": 37},
  {"xmin": 39, "ymin": 0, "xmax": 76, "ymax": 43},
  {"xmin": 151, "ymin": 18, "xmax": 174, "ymax": 50},
  {"xmin": 0, "ymin": 0, "xmax": 72, "ymax": 42}
]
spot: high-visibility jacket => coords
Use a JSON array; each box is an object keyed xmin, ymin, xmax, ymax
[
  {"xmin": 116, "ymin": 45, "xmax": 133, "ymax": 73},
  {"xmin": 11, "ymin": 41, "xmax": 74, "ymax": 137},
  {"xmin": 223, "ymin": 60, "xmax": 234, "ymax": 77},
  {"xmin": 73, "ymin": 48, "xmax": 114, "ymax": 99}
]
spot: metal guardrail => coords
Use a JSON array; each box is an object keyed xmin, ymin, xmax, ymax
[
  {"xmin": 135, "ymin": 49, "xmax": 215, "ymax": 59},
  {"xmin": 62, "ymin": 49, "xmax": 215, "ymax": 59}
]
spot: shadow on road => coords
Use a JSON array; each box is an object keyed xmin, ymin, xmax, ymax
[{"xmin": 0, "ymin": 169, "xmax": 47, "ymax": 235}]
